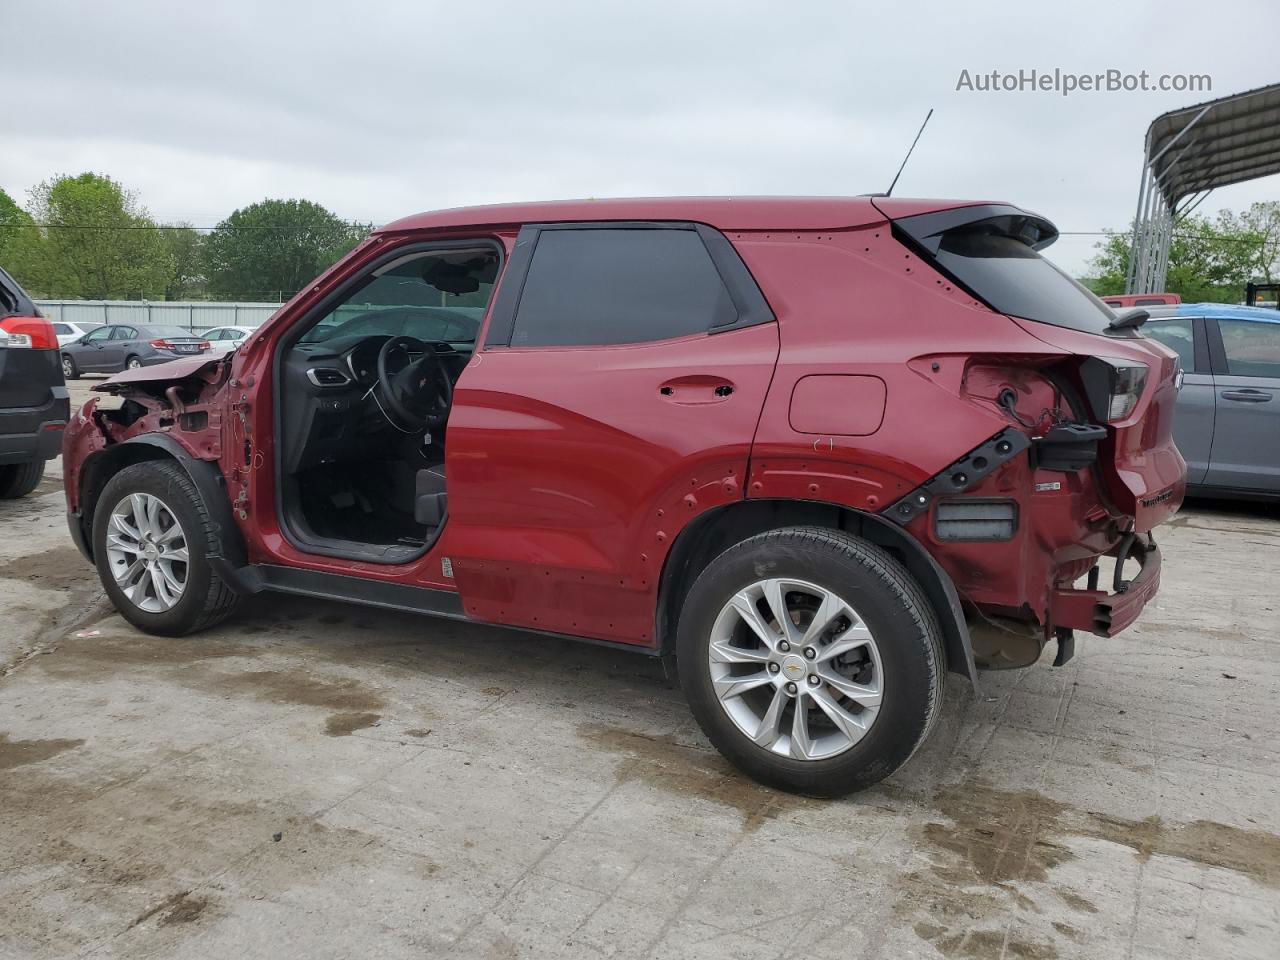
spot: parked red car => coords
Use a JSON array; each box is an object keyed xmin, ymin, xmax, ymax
[
  {"xmin": 1101, "ymin": 292, "xmax": 1182, "ymax": 309},
  {"xmin": 62, "ymin": 197, "xmax": 1185, "ymax": 795}
]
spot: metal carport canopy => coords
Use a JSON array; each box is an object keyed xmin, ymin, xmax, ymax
[
  {"xmin": 1126, "ymin": 82, "xmax": 1280, "ymax": 293},
  {"xmin": 1147, "ymin": 82, "xmax": 1280, "ymax": 205}
]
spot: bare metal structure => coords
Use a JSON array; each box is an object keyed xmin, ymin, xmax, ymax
[{"xmin": 1126, "ymin": 83, "xmax": 1280, "ymax": 294}]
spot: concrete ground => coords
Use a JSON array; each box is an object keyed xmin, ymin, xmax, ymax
[{"xmin": 1, "ymin": 377, "xmax": 1277, "ymax": 959}]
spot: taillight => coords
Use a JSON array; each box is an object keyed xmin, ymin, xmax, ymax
[
  {"xmin": 151, "ymin": 339, "xmax": 211, "ymax": 350},
  {"xmin": 1081, "ymin": 357, "xmax": 1149, "ymax": 422},
  {"xmin": 0, "ymin": 315, "xmax": 58, "ymax": 350}
]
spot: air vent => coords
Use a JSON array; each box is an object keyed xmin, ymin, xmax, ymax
[
  {"xmin": 306, "ymin": 367, "xmax": 351, "ymax": 387},
  {"xmin": 935, "ymin": 500, "xmax": 1018, "ymax": 541}
]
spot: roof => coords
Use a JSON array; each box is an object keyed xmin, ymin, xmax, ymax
[
  {"xmin": 1146, "ymin": 83, "xmax": 1280, "ymax": 205},
  {"xmin": 1147, "ymin": 303, "xmax": 1280, "ymax": 322},
  {"xmin": 376, "ymin": 196, "xmax": 996, "ymax": 234}
]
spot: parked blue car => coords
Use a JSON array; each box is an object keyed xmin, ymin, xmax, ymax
[{"xmin": 1140, "ymin": 304, "xmax": 1280, "ymax": 499}]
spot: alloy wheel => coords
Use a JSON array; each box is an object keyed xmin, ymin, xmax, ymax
[
  {"xmin": 708, "ymin": 577, "xmax": 883, "ymax": 761},
  {"xmin": 105, "ymin": 493, "xmax": 189, "ymax": 613}
]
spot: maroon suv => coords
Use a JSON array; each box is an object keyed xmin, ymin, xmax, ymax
[{"xmin": 62, "ymin": 197, "xmax": 1184, "ymax": 795}]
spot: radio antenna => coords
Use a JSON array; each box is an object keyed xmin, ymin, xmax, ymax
[{"xmin": 886, "ymin": 108, "xmax": 934, "ymax": 197}]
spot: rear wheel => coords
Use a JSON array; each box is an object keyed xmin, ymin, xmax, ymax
[
  {"xmin": 92, "ymin": 461, "xmax": 240, "ymax": 635},
  {"xmin": 0, "ymin": 460, "xmax": 45, "ymax": 499},
  {"xmin": 677, "ymin": 526, "xmax": 945, "ymax": 797},
  {"xmin": 61, "ymin": 354, "xmax": 79, "ymax": 379},
  {"xmin": 125, "ymin": 356, "xmax": 142, "ymax": 370}
]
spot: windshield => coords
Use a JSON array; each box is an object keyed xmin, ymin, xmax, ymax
[
  {"xmin": 930, "ymin": 227, "xmax": 1115, "ymax": 334},
  {"xmin": 300, "ymin": 249, "xmax": 498, "ymax": 344}
]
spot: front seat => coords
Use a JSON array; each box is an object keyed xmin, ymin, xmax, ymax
[{"xmin": 414, "ymin": 464, "xmax": 447, "ymax": 526}]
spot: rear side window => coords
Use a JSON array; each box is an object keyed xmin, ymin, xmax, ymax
[
  {"xmin": 509, "ymin": 228, "xmax": 735, "ymax": 347},
  {"xmin": 52, "ymin": 323, "xmax": 71, "ymax": 335},
  {"xmin": 1218, "ymin": 319, "xmax": 1280, "ymax": 378},
  {"xmin": 112, "ymin": 326, "xmax": 139, "ymax": 339},
  {"xmin": 1142, "ymin": 318, "xmax": 1195, "ymax": 371},
  {"xmin": 931, "ymin": 227, "xmax": 1114, "ymax": 334}
]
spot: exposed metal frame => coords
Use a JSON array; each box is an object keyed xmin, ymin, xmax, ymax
[{"xmin": 1125, "ymin": 83, "xmax": 1280, "ymax": 293}]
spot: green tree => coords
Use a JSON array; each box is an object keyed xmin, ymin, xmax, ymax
[
  {"xmin": 1082, "ymin": 211, "xmax": 1265, "ymax": 303},
  {"xmin": 0, "ymin": 187, "xmax": 38, "ymax": 275},
  {"xmin": 1214, "ymin": 201, "xmax": 1280, "ymax": 285},
  {"xmin": 204, "ymin": 199, "xmax": 367, "ymax": 300},
  {"xmin": 160, "ymin": 224, "xmax": 205, "ymax": 300},
  {"xmin": 19, "ymin": 173, "xmax": 169, "ymax": 299}
]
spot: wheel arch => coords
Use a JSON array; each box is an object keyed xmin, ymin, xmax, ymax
[
  {"xmin": 655, "ymin": 498, "xmax": 977, "ymax": 688},
  {"xmin": 74, "ymin": 435, "xmax": 250, "ymax": 592}
]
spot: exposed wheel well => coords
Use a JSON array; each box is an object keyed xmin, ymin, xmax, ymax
[
  {"xmin": 655, "ymin": 499, "xmax": 976, "ymax": 684},
  {"xmin": 76, "ymin": 444, "xmax": 174, "ymax": 558}
]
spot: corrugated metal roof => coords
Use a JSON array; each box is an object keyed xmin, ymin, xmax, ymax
[{"xmin": 1147, "ymin": 82, "xmax": 1280, "ymax": 204}]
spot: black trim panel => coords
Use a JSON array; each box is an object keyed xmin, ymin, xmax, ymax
[{"xmin": 885, "ymin": 428, "xmax": 1032, "ymax": 526}]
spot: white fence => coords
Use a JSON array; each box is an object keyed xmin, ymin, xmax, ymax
[{"xmin": 36, "ymin": 300, "xmax": 281, "ymax": 333}]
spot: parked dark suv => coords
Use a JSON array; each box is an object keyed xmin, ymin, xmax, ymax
[
  {"xmin": 61, "ymin": 197, "xmax": 1185, "ymax": 795},
  {"xmin": 0, "ymin": 266, "xmax": 68, "ymax": 498}
]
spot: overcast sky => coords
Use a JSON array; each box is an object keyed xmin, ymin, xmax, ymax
[{"xmin": 2, "ymin": 0, "xmax": 1276, "ymax": 274}]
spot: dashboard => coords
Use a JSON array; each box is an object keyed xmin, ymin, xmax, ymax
[{"xmin": 280, "ymin": 334, "xmax": 469, "ymax": 474}]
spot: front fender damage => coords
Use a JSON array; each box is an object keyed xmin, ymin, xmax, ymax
[{"xmin": 89, "ymin": 357, "xmax": 232, "ymax": 458}]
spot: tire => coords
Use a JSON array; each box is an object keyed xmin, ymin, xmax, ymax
[
  {"xmin": 91, "ymin": 460, "xmax": 240, "ymax": 636},
  {"xmin": 0, "ymin": 460, "xmax": 45, "ymax": 499},
  {"xmin": 62, "ymin": 354, "xmax": 79, "ymax": 380},
  {"xmin": 676, "ymin": 526, "xmax": 945, "ymax": 797},
  {"xmin": 126, "ymin": 356, "xmax": 142, "ymax": 370}
]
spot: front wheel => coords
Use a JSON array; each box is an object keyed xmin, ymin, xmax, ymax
[
  {"xmin": 92, "ymin": 460, "xmax": 240, "ymax": 635},
  {"xmin": 676, "ymin": 527, "xmax": 945, "ymax": 797}
]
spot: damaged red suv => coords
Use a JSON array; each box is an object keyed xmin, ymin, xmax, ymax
[{"xmin": 62, "ymin": 197, "xmax": 1184, "ymax": 795}]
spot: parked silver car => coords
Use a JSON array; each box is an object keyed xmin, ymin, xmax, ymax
[
  {"xmin": 60, "ymin": 324, "xmax": 210, "ymax": 379},
  {"xmin": 1141, "ymin": 304, "xmax": 1280, "ymax": 499}
]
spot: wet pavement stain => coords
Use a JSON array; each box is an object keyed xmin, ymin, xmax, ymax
[
  {"xmin": 898, "ymin": 780, "xmax": 1280, "ymax": 956},
  {"xmin": 129, "ymin": 890, "xmax": 207, "ymax": 929},
  {"xmin": 210, "ymin": 670, "xmax": 385, "ymax": 713},
  {"xmin": 577, "ymin": 722, "xmax": 822, "ymax": 832},
  {"xmin": 0, "ymin": 544, "xmax": 94, "ymax": 592},
  {"xmin": 324, "ymin": 712, "xmax": 381, "ymax": 737},
  {"xmin": 0, "ymin": 733, "xmax": 85, "ymax": 770},
  {"xmin": 157, "ymin": 894, "xmax": 208, "ymax": 926},
  {"xmin": 917, "ymin": 781, "xmax": 1280, "ymax": 889}
]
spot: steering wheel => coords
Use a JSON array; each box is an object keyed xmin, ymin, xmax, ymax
[{"xmin": 374, "ymin": 336, "xmax": 453, "ymax": 431}]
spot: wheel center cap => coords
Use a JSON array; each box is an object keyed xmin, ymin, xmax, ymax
[
  {"xmin": 780, "ymin": 655, "xmax": 807, "ymax": 680},
  {"xmin": 143, "ymin": 543, "xmax": 159, "ymax": 561}
]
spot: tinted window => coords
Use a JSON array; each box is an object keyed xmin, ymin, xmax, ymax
[
  {"xmin": 509, "ymin": 229, "xmax": 735, "ymax": 347},
  {"xmin": 141, "ymin": 325, "xmax": 189, "ymax": 338},
  {"xmin": 1134, "ymin": 298, "xmax": 1169, "ymax": 307},
  {"xmin": 52, "ymin": 323, "xmax": 71, "ymax": 335},
  {"xmin": 932, "ymin": 228, "xmax": 1114, "ymax": 334},
  {"xmin": 1218, "ymin": 319, "xmax": 1280, "ymax": 378},
  {"xmin": 1142, "ymin": 318, "xmax": 1195, "ymax": 372},
  {"xmin": 112, "ymin": 326, "xmax": 139, "ymax": 340},
  {"xmin": 300, "ymin": 248, "xmax": 497, "ymax": 344},
  {"xmin": 82, "ymin": 327, "xmax": 112, "ymax": 343}
]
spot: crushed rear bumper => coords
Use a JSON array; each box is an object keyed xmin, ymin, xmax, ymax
[{"xmin": 1050, "ymin": 534, "xmax": 1161, "ymax": 637}]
